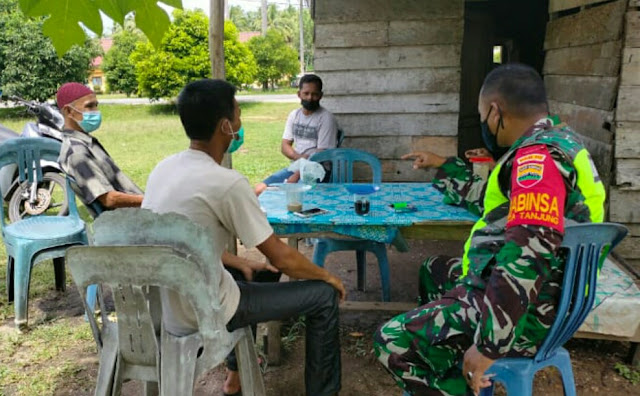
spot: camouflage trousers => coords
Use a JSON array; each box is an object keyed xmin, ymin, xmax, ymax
[
  {"xmin": 418, "ymin": 256, "xmax": 462, "ymax": 305},
  {"xmin": 374, "ymin": 256, "xmax": 473, "ymax": 396},
  {"xmin": 374, "ymin": 255, "xmax": 539, "ymax": 395}
]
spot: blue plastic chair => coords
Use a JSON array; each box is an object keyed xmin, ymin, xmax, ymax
[
  {"xmin": 479, "ymin": 222, "xmax": 628, "ymax": 396},
  {"xmin": 309, "ymin": 148, "xmax": 390, "ymax": 301},
  {"xmin": 0, "ymin": 137, "xmax": 91, "ymax": 329}
]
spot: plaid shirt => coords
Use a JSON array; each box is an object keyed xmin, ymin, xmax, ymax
[{"xmin": 58, "ymin": 129, "xmax": 143, "ymax": 204}]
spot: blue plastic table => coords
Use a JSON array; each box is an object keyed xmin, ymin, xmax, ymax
[
  {"xmin": 259, "ymin": 182, "xmax": 479, "ymax": 363},
  {"xmin": 259, "ymin": 183, "xmax": 479, "ymax": 245}
]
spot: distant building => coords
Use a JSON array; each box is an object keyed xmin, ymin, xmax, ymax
[
  {"xmin": 239, "ymin": 31, "xmax": 260, "ymax": 43},
  {"xmin": 88, "ymin": 38, "xmax": 113, "ymax": 93}
]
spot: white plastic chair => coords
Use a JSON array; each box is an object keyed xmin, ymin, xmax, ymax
[{"xmin": 66, "ymin": 208, "xmax": 265, "ymax": 396}]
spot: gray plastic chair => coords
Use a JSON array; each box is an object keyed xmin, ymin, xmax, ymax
[{"xmin": 66, "ymin": 208, "xmax": 265, "ymax": 396}]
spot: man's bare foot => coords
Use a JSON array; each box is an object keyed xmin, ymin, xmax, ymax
[{"xmin": 223, "ymin": 369, "xmax": 241, "ymax": 395}]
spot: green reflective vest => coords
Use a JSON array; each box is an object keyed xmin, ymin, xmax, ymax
[{"xmin": 461, "ymin": 123, "xmax": 606, "ymax": 276}]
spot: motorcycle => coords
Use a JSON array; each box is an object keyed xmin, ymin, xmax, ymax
[{"xmin": 0, "ymin": 95, "xmax": 69, "ymax": 223}]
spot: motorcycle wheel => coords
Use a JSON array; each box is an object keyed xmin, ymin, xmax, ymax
[{"xmin": 8, "ymin": 172, "xmax": 69, "ymax": 223}]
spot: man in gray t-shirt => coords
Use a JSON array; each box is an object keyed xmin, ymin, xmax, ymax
[{"xmin": 255, "ymin": 74, "xmax": 338, "ymax": 195}]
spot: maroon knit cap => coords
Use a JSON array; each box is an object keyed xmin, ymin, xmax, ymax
[{"xmin": 56, "ymin": 82, "xmax": 94, "ymax": 109}]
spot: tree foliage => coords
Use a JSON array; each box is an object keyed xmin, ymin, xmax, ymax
[
  {"xmin": 103, "ymin": 23, "xmax": 145, "ymax": 96},
  {"xmin": 223, "ymin": 21, "xmax": 257, "ymax": 88},
  {"xmin": 248, "ymin": 29, "xmax": 299, "ymax": 90},
  {"xmin": 0, "ymin": 0, "xmax": 99, "ymax": 101},
  {"xmin": 17, "ymin": 0, "xmax": 181, "ymax": 56},
  {"xmin": 229, "ymin": 4, "xmax": 314, "ymax": 71},
  {"xmin": 130, "ymin": 10, "xmax": 255, "ymax": 99}
]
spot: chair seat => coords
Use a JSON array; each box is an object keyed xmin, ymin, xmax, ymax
[{"xmin": 4, "ymin": 216, "xmax": 86, "ymax": 240}]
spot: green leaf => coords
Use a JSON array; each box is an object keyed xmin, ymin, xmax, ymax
[
  {"xmin": 18, "ymin": 0, "xmax": 183, "ymax": 56},
  {"xmin": 160, "ymin": 0, "xmax": 182, "ymax": 8},
  {"xmin": 95, "ymin": 0, "xmax": 133, "ymax": 25},
  {"xmin": 134, "ymin": 1, "xmax": 171, "ymax": 48},
  {"xmin": 19, "ymin": 0, "xmax": 102, "ymax": 56}
]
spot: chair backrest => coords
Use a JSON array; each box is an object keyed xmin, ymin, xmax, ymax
[
  {"xmin": 310, "ymin": 148, "xmax": 382, "ymax": 184},
  {"xmin": 66, "ymin": 209, "xmax": 233, "ymax": 376},
  {"xmin": 0, "ymin": 137, "xmax": 80, "ymax": 225},
  {"xmin": 535, "ymin": 222, "xmax": 628, "ymax": 362}
]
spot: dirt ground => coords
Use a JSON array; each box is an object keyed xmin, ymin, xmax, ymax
[{"xmin": 3, "ymin": 240, "xmax": 639, "ymax": 395}]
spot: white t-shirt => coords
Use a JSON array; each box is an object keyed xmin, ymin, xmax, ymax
[
  {"xmin": 282, "ymin": 106, "xmax": 338, "ymax": 157},
  {"xmin": 142, "ymin": 149, "xmax": 274, "ymax": 336}
]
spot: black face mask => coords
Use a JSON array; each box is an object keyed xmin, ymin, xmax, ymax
[
  {"xmin": 301, "ymin": 99, "xmax": 320, "ymax": 111},
  {"xmin": 480, "ymin": 106, "xmax": 509, "ymax": 161}
]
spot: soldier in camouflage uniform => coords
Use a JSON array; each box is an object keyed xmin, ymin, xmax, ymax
[{"xmin": 374, "ymin": 64, "xmax": 605, "ymax": 396}]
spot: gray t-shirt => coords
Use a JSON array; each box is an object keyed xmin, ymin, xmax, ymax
[
  {"xmin": 142, "ymin": 149, "xmax": 274, "ymax": 336},
  {"xmin": 282, "ymin": 107, "xmax": 338, "ymax": 156}
]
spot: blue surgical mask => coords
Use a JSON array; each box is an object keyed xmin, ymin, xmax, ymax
[
  {"xmin": 71, "ymin": 107, "xmax": 102, "ymax": 133},
  {"xmin": 227, "ymin": 125, "xmax": 245, "ymax": 154},
  {"xmin": 480, "ymin": 107, "xmax": 508, "ymax": 161}
]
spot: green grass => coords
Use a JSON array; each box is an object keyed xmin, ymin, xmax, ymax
[
  {"xmin": 0, "ymin": 101, "xmax": 296, "ymax": 187},
  {"xmin": 0, "ymin": 101, "xmax": 296, "ymax": 395}
]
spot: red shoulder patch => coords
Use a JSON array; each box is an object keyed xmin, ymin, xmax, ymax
[{"xmin": 507, "ymin": 145, "xmax": 566, "ymax": 233}]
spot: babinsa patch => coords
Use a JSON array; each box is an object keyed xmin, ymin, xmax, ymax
[
  {"xmin": 507, "ymin": 144, "xmax": 566, "ymax": 233},
  {"xmin": 516, "ymin": 163, "xmax": 544, "ymax": 188}
]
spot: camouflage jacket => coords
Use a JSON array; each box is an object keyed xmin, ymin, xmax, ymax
[{"xmin": 432, "ymin": 118, "xmax": 604, "ymax": 359}]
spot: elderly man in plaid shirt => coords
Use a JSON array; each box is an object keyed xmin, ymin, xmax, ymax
[{"xmin": 55, "ymin": 83, "xmax": 144, "ymax": 210}]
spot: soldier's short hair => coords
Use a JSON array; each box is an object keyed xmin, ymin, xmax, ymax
[{"xmin": 481, "ymin": 63, "xmax": 548, "ymax": 117}]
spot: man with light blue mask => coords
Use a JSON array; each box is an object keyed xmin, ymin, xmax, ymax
[{"xmin": 56, "ymin": 82, "xmax": 144, "ymax": 210}]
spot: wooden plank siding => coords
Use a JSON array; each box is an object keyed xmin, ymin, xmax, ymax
[
  {"xmin": 545, "ymin": 75, "xmax": 619, "ymax": 110},
  {"xmin": 543, "ymin": 0, "xmax": 628, "ymax": 190},
  {"xmin": 549, "ymin": 0, "xmax": 615, "ymax": 13},
  {"xmin": 545, "ymin": 0, "xmax": 627, "ymax": 50},
  {"xmin": 543, "ymin": 41, "xmax": 622, "ymax": 77},
  {"xmin": 610, "ymin": 1, "xmax": 640, "ymax": 271},
  {"xmin": 314, "ymin": 0, "xmax": 464, "ymax": 182}
]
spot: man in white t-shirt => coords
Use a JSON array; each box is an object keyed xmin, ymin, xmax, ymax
[
  {"xmin": 254, "ymin": 74, "xmax": 338, "ymax": 195},
  {"xmin": 142, "ymin": 79, "xmax": 345, "ymax": 396}
]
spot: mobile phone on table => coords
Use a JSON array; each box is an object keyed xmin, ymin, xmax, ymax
[{"xmin": 293, "ymin": 207, "xmax": 328, "ymax": 218}]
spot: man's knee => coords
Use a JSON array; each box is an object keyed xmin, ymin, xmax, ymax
[
  {"xmin": 373, "ymin": 316, "xmax": 405, "ymax": 369},
  {"xmin": 309, "ymin": 280, "xmax": 338, "ymax": 307}
]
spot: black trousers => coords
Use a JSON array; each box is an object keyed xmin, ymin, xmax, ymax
[
  {"xmin": 226, "ymin": 280, "xmax": 341, "ymax": 396},
  {"xmin": 225, "ymin": 268, "xmax": 281, "ymax": 371}
]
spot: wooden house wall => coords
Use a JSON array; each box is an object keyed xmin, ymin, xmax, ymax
[
  {"xmin": 543, "ymin": 0, "xmax": 629, "ymax": 189},
  {"xmin": 611, "ymin": 0, "xmax": 640, "ymax": 272},
  {"xmin": 312, "ymin": 0, "xmax": 464, "ymax": 182}
]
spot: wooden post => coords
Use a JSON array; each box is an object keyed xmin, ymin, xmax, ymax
[
  {"xmin": 209, "ymin": 0, "xmax": 236, "ymax": 253},
  {"xmin": 209, "ymin": 0, "xmax": 225, "ymax": 80},
  {"xmin": 261, "ymin": 0, "xmax": 268, "ymax": 35},
  {"xmin": 298, "ymin": 0, "xmax": 305, "ymax": 75}
]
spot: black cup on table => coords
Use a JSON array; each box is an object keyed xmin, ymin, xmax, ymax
[{"xmin": 354, "ymin": 194, "xmax": 370, "ymax": 215}]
